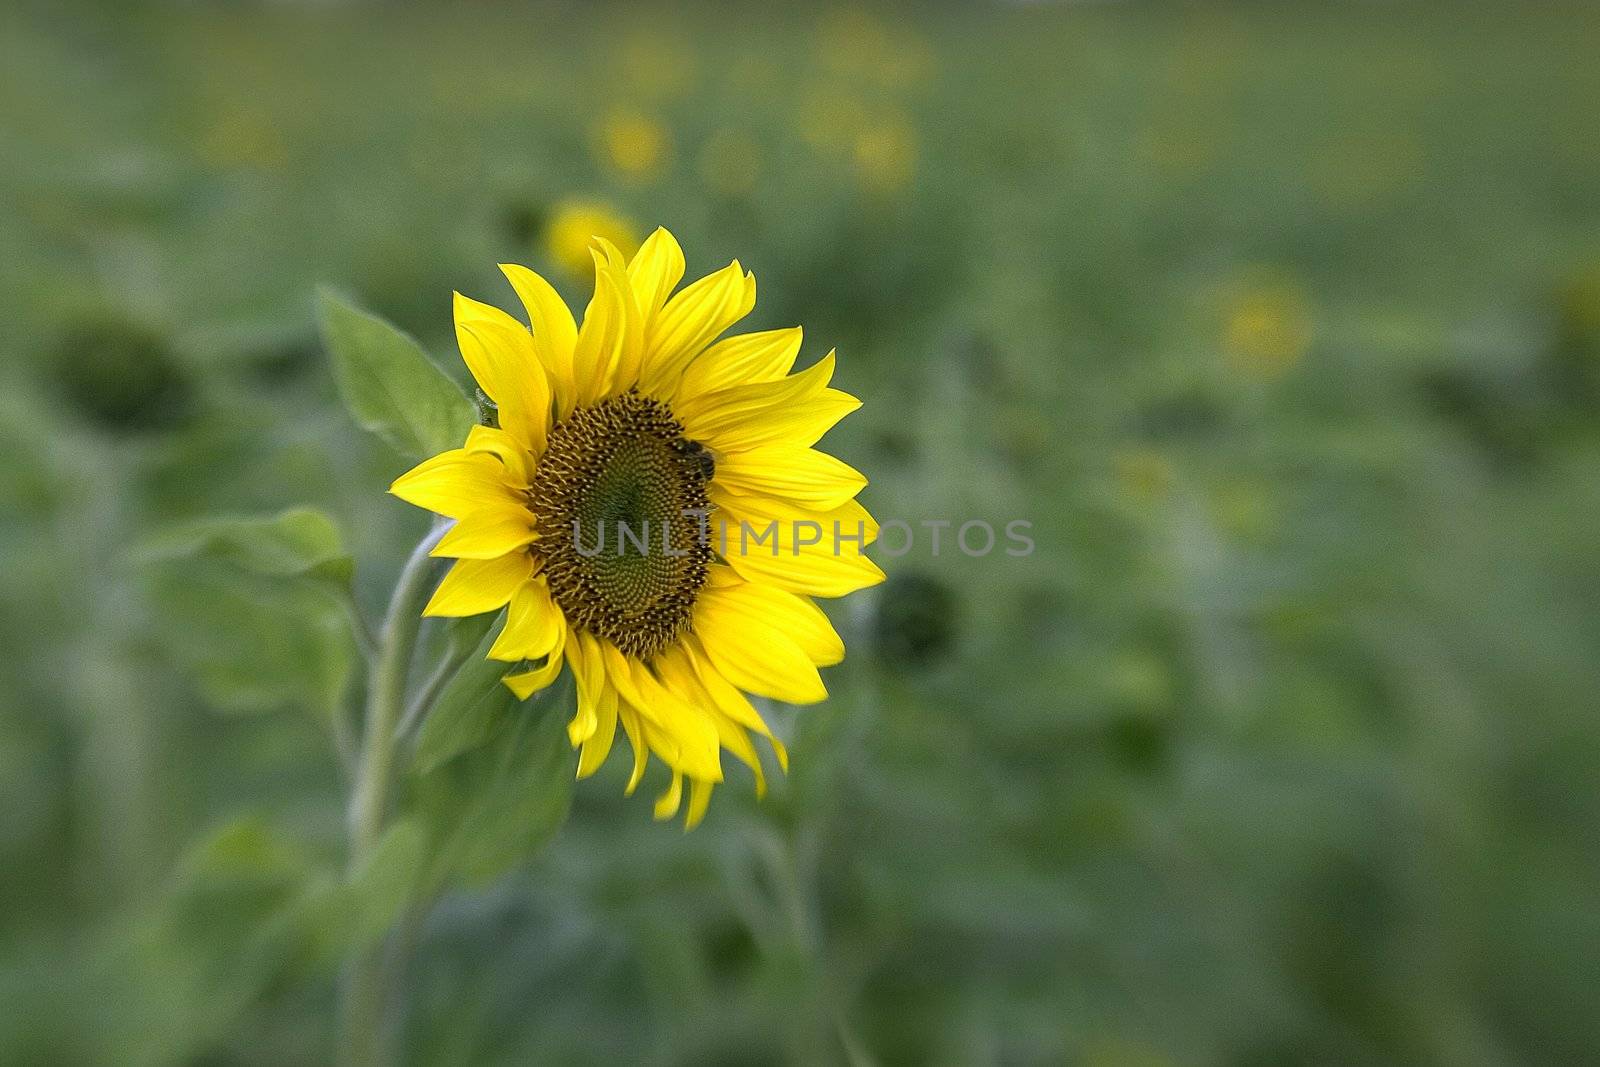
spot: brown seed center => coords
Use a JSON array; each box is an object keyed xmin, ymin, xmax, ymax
[{"xmin": 528, "ymin": 390, "xmax": 714, "ymax": 661}]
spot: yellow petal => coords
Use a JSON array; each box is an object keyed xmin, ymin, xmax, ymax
[
  {"xmin": 488, "ymin": 576, "xmax": 564, "ymax": 662},
  {"xmin": 464, "ymin": 425, "xmax": 531, "ymax": 486},
  {"xmin": 576, "ymin": 683, "xmax": 619, "ymax": 778},
  {"xmin": 431, "ymin": 505, "xmax": 537, "ymax": 560},
  {"xmin": 719, "ymin": 389, "xmax": 861, "ymax": 453},
  {"xmin": 683, "ymin": 638, "xmax": 788, "ymax": 772},
  {"xmin": 683, "ymin": 777, "xmax": 713, "ymax": 829},
  {"xmin": 627, "ymin": 227, "xmax": 686, "ymax": 322},
  {"xmin": 590, "ymin": 243, "xmax": 644, "ymax": 395},
  {"xmin": 500, "ymin": 263, "xmax": 578, "ymax": 418},
  {"xmin": 713, "ymin": 444, "xmax": 867, "ymax": 510},
  {"xmin": 653, "ymin": 769, "xmax": 684, "ymax": 820},
  {"xmin": 503, "ymin": 651, "xmax": 563, "ymax": 699},
  {"xmin": 600, "ymin": 643, "xmax": 722, "ymax": 781},
  {"xmin": 390, "ymin": 450, "xmax": 524, "ymax": 520},
  {"xmin": 705, "ymin": 577, "xmax": 843, "ymax": 666},
  {"xmin": 571, "ymin": 260, "xmax": 628, "ymax": 407},
  {"xmin": 682, "ymin": 638, "xmax": 779, "ymax": 736},
  {"xmin": 674, "ymin": 348, "xmax": 831, "ymax": 422},
  {"xmin": 710, "ymin": 488, "xmax": 879, "ymax": 548},
  {"xmin": 564, "ymin": 631, "xmax": 606, "ymax": 747},
  {"xmin": 692, "ymin": 574, "xmax": 829, "ymax": 703},
  {"xmin": 676, "ymin": 353, "xmax": 858, "ymax": 452},
  {"xmin": 422, "ymin": 552, "xmax": 532, "ymax": 617},
  {"xmin": 638, "ymin": 260, "xmax": 756, "ymax": 398},
  {"xmin": 454, "ymin": 293, "xmax": 550, "ymax": 454},
  {"xmin": 618, "ymin": 702, "xmax": 649, "ymax": 794},
  {"xmin": 655, "ymin": 648, "xmax": 767, "ymax": 796},
  {"xmin": 675, "ymin": 326, "xmax": 802, "ymax": 399},
  {"xmin": 710, "ymin": 487, "xmax": 886, "ymax": 597}
]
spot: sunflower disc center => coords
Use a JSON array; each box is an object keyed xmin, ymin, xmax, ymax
[{"xmin": 530, "ymin": 390, "xmax": 713, "ymax": 661}]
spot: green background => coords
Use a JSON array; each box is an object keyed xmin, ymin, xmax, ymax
[{"xmin": 4, "ymin": 2, "xmax": 1600, "ymax": 1064}]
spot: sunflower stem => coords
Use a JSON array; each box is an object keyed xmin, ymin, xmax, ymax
[
  {"xmin": 395, "ymin": 640, "xmax": 474, "ymax": 742},
  {"xmin": 340, "ymin": 521, "xmax": 445, "ymax": 1067},
  {"xmin": 340, "ymin": 588, "xmax": 380, "ymax": 664}
]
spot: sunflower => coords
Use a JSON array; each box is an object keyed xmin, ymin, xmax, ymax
[
  {"xmin": 542, "ymin": 199, "xmax": 640, "ymax": 280},
  {"xmin": 390, "ymin": 228, "xmax": 883, "ymax": 826}
]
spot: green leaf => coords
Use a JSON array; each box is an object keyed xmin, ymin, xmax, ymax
[
  {"xmin": 443, "ymin": 611, "xmax": 498, "ymax": 660},
  {"xmin": 149, "ymin": 570, "xmax": 354, "ymax": 720},
  {"xmin": 341, "ymin": 818, "xmax": 427, "ymax": 948},
  {"xmin": 134, "ymin": 506, "xmax": 352, "ymax": 588},
  {"xmin": 135, "ymin": 509, "xmax": 357, "ymax": 719},
  {"xmin": 412, "ymin": 690, "xmax": 574, "ymax": 892},
  {"xmin": 175, "ymin": 815, "xmax": 311, "ymax": 892},
  {"xmin": 110, "ymin": 815, "xmax": 346, "ymax": 1065},
  {"xmin": 317, "ymin": 289, "xmax": 473, "ymax": 460},
  {"xmin": 412, "ymin": 624, "xmax": 518, "ymax": 774}
]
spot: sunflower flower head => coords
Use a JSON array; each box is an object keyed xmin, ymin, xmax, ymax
[{"xmin": 391, "ymin": 228, "xmax": 883, "ymax": 826}]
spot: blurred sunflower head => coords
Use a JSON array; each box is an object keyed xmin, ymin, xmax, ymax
[
  {"xmin": 595, "ymin": 108, "xmax": 671, "ymax": 181},
  {"xmin": 542, "ymin": 199, "xmax": 640, "ymax": 280},
  {"xmin": 391, "ymin": 228, "xmax": 882, "ymax": 826}
]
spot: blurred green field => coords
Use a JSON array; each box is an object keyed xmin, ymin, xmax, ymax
[{"xmin": 5, "ymin": 2, "xmax": 1600, "ymax": 1064}]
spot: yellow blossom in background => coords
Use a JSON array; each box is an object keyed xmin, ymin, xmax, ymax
[
  {"xmin": 798, "ymin": 9, "xmax": 931, "ymax": 194},
  {"xmin": 595, "ymin": 108, "xmax": 671, "ymax": 182},
  {"xmin": 1210, "ymin": 480, "xmax": 1277, "ymax": 542},
  {"xmin": 697, "ymin": 129, "xmax": 763, "ymax": 198},
  {"xmin": 816, "ymin": 8, "xmax": 935, "ymax": 89},
  {"xmin": 198, "ymin": 107, "xmax": 289, "ymax": 171},
  {"xmin": 617, "ymin": 30, "xmax": 697, "ymax": 99},
  {"xmin": 1113, "ymin": 447, "xmax": 1175, "ymax": 504},
  {"xmin": 1223, "ymin": 278, "xmax": 1313, "ymax": 378},
  {"xmin": 816, "ymin": 8, "xmax": 887, "ymax": 73},
  {"xmin": 798, "ymin": 92, "xmax": 871, "ymax": 161},
  {"xmin": 543, "ymin": 201, "xmax": 641, "ymax": 280},
  {"xmin": 853, "ymin": 112, "xmax": 918, "ymax": 195}
]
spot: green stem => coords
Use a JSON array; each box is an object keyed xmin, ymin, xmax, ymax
[
  {"xmin": 395, "ymin": 640, "xmax": 473, "ymax": 743},
  {"xmin": 340, "ymin": 588, "xmax": 380, "ymax": 664},
  {"xmin": 340, "ymin": 522, "xmax": 445, "ymax": 1067}
]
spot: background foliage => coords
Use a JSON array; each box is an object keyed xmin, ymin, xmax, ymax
[{"xmin": 5, "ymin": 2, "xmax": 1600, "ymax": 1064}]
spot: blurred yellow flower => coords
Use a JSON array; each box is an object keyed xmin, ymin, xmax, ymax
[
  {"xmin": 816, "ymin": 8, "xmax": 935, "ymax": 88},
  {"xmin": 698, "ymin": 129, "xmax": 763, "ymax": 198},
  {"xmin": 596, "ymin": 108, "xmax": 672, "ymax": 182},
  {"xmin": 1210, "ymin": 480, "xmax": 1276, "ymax": 542},
  {"xmin": 1224, "ymin": 280, "xmax": 1312, "ymax": 378},
  {"xmin": 618, "ymin": 30, "xmax": 697, "ymax": 99},
  {"xmin": 853, "ymin": 113, "xmax": 918, "ymax": 195},
  {"xmin": 798, "ymin": 92, "xmax": 870, "ymax": 160},
  {"xmin": 543, "ymin": 201, "xmax": 641, "ymax": 280},
  {"xmin": 198, "ymin": 107, "xmax": 288, "ymax": 171},
  {"xmin": 1113, "ymin": 448, "xmax": 1175, "ymax": 504}
]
